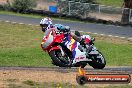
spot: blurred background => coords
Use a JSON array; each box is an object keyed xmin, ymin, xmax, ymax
[{"xmin": 0, "ymin": 0, "xmax": 132, "ymax": 24}]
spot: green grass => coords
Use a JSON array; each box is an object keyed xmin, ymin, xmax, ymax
[
  {"xmin": 102, "ymin": 84, "xmax": 132, "ymax": 88},
  {"xmin": 0, "ymin": 21, "xmax": 132, "ymax": 66},
  {"xmin": 96, "ymin": 0, "xmax": 123, "ymax": 7},
  {"xmin": 7, "ymin": 80, "xmax": 132, "ymax": 88},
  {"xmin": 0, "ymin": 22, "xmax": 53, "ymax": 67},
  {"xmin": 8, "ymin": 81, "xmax": 88, "ymax": 88},
  {"xmin": 0, "ymin": 10, "xmax": 42, "ymax": 18},
  {"xmin": 95, "ymin": 41, "xmax": 132, "ymax": 66}
]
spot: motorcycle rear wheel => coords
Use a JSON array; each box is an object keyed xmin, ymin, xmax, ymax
[{"xmin": 49, "ymin": 50, "xmax": 71, "ymax": 67}]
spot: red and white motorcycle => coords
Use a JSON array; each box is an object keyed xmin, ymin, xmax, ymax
[{"xmin": 41, "ymin": 28, "xmax": 106, "ymax": 69}]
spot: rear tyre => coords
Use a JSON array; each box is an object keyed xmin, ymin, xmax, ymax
[
  {"xmin": 88, "ymin": 51, "xmax": 106, "ymax": 69},
  {"xmin": 49, "ymin": 50, "xmax": 71, "ymax": 67}
]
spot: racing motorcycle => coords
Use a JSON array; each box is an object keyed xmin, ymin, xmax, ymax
[{"xmin": 41, "ymin": 28, "xmax": 106, "ymax": 69}]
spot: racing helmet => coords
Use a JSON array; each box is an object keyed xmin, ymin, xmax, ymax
[
  {"xmin": 54, "ymin": 24, "xmax": 70, "ymax": 32},
  {"xmin": 54, "ymin": 24, "xmax": 65, "ymax": 31},
  {"xmin": 40, "ymin": 17, "xmax": 52, "ymax": 32}
]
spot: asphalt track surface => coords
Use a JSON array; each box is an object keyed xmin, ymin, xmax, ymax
[
  {"xmin": 0, "ymin": 14, "xmax": 132, "ymax": 73},
  {"xmin": 0, "ymin": 14, "xmax": 132, "ymax": 39},
  {"xmin": 0, "ymin": 66, "xmax": 132, "ymax": 74}
]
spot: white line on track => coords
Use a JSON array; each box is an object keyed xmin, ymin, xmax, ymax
[
  {"xmin": 78, "ymin": 31, "xmax": 84, "ymax": 32},
  {"xmin": 93, "ymin": 33, "xmax": 98, "ymax": 35},
  {"xmin": 128, "ymin": 38, "xmax": 132, "ymax": 40},
  {"xmin": 114, "ymin": 36, "xmax": 119, "ymax": 38},
  {"xmin": 108, "ymin": 35, "xmax": 113, "ymax": 37},
  {"xmin": 28, "ymin": 24, "xmax": 32, "ymax": 26},
  {"xmin": 120, "ymin": 37, "xmax": 126, "ymax": 39},
  {"xmin": 19, "ymin": 23, "xmax": 24, "ymax": 25},
  {"xmin": 2, "ymin": 20, "xmax": 132, "ymax": 40},
  {"xmin": 5, "ymin": 20, "xmax": 10, "ymax": 22},
  {"xmin": 100, "ymin": 34, "xmax": 105, "ymax": 36},
  {"xmin": 12, "ymin": 22, "xmax": 17, "ymax": 24}
]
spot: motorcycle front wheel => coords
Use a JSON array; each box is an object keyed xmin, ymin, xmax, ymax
[
  {"xmin": 88, "ymin": 51, "xmax": 106, "ymax": 69},
  {"xmin": 49, "ymin": 50, "xmax": 71, "ymax": 67}
]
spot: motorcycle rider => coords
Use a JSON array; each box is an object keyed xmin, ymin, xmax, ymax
[
  {"xmin": 40, "ymin": 17, "xmax": 91, "ymax": 65},
  {"xmin": 40, "ymin": 17, "xmax": 86, "ymax": 46},
  {"xmin": 40, "ymin": 17, "xmax": 53, "ymax": 32}
]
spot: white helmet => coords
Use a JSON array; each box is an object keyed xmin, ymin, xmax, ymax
[{"xmin": 40, "ymin": 17, "xmax": 53, "ymax": 32}]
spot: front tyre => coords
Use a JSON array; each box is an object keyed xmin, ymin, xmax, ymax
[
  {"xmin": 49, "ymin": 50, "xmax": 71, "ymax": 67},
  {"xmin": 88, "ymin": 51, "xmax": 106, "ymax": 69}
]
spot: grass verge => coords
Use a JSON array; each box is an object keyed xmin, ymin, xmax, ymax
[
  {"xmin": 7, "ymin": 80, "xmax": 132, "ymax": 88},
  {"xmin": 0, "ymin": 21, "xmax": 132, "ymax": 66},
  {"xmin": 7, "ymin": 81, "xmax": 88, "ymax": 88},
  {"xmin": 0, "ymin": 10, "xmax": 41, "ymax": 18},
  {"xmin": 0, "ymin": 21, "xmax": 52, "ymax": 67},
  {"xmin": 96, "ymin": 0, "xmax": 123, "ymax": 7}
]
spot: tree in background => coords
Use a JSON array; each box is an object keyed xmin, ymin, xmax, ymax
[
  {"xmin": 121, "ymin": 0, "xmax": 132, "ymax": 24},
  {"xmin": 9, "ymin": 0, "xmax": 36, "ymax": 13}
]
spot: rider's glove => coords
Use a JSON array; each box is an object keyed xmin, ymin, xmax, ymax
[{"xmin": 62, "ymin": 26, "xmax": 70, "ymax": 33}]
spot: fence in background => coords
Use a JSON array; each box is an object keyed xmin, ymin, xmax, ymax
[
  {"xmin": 0, "ymin": 0, "xmax": 131, "ymax": 23},
  {"xmin": 57, "ymin": 1, "xmax": 132, "ymax": 22}
]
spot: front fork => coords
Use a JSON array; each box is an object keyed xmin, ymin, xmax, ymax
[
  {"xmin": 59, "ymin": 46, "xmax": 65, "ymax": 56},
  {"xmin": 88, "ymin": 46, "xmax": 99, "ymax": 55}
]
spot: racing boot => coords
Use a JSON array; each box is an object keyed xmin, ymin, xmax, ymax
[
  {"xmin": 86, "ymin": 45, "xmax": 93, "ymax": 53},
  {"xmin": 79, "ymin": 38, "xmax": 86, "ymax": 48},
  {"xmin": 75, "ymin": 31, "xmax": 92, "ymax": 53}
]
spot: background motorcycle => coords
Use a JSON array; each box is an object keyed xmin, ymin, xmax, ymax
[{"xmin": 41, "ymin": 28, "xmax": 106, "ymax": 69}]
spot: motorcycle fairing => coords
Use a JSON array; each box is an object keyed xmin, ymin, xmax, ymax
[
  {"xmin": 41, "ymin": 29, "xmax": 54, "ymax": 49},
  {"xmin": 72, "ymin": 42, "xmax": 92, "ymax": 64},
  {"xmin": 41, "ymin": 28, "xmax": 64, "ymax": 51},
  {"xmin": 64, "ymin": 34, "xmax": 77, "ymax": 58},
  {"xmin": 64, "ymin": 34, "xmax": 89, "ymax": 64},
  {"xmin": 89, "ymin": 46, "xmax": 99, "ymax": 55}
]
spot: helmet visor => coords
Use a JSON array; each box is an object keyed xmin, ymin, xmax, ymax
[
  {"xmin": 40, "ymin": 24, "xmax": 48, "ymax": 32},
  {"xmin": 40, "ymin": 24, "xmax": 48, "ymax": 28}
]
